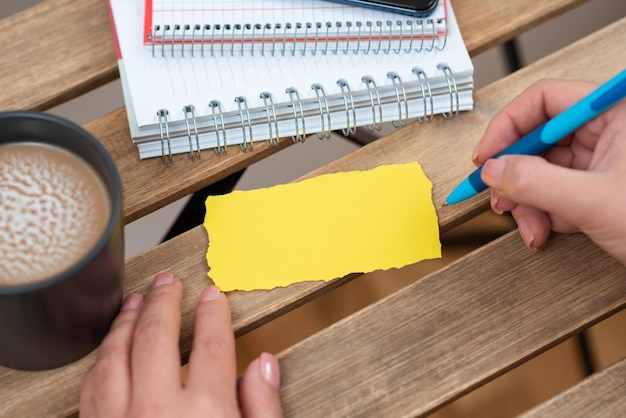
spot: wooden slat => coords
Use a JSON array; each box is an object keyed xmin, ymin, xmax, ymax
[
  {"xmin": 459, "ymin": 0, "xmax": 588, "ymax": 56},
  {"xmin": 0, "ymin": 0, "xmax": 117, "ymax": 111},
  {"xmin": 277, "ymin": 232, "xmax": 626, "ymax": 417},
  {"xmin": 0, "ymin": 13, "xmax": 624, "ymax": 418},
  {"xmin": 0, "ymin": 0, "xmax": 591, "ymax": 222},
  {"xmin": 0, "ymin": 0, "xmax": 587, "ymax": 112},
  {"xmin": 100, "ymin": 0, "xmax": 591, "ymax": 222},
  {"xmin": 519, "ymin": 357, "xmax": 626, "ymax": 417}
]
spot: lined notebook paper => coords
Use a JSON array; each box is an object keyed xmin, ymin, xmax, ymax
[{"xmin": 108, "ymin": 0, "xmax": 474, "ymax": 159}]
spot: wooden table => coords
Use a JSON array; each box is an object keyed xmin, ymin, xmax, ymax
[{"xmin": 1, "ymin": 0, "xmax": 625, "ymax": 416}]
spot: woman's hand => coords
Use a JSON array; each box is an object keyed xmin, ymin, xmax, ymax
[
  {"xmin": 80, "ymin": 272, "xmax": 283, "ymax": 417},
  {"xmin": 473, "ymin": 78, "xmax": 626, "ymax": 265}
]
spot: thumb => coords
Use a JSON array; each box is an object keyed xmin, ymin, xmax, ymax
[
  {"xmin": 239, "ymin": 353, "xmax": 283, "ymax": 418},
  {"xmin": 481, "ymin": 155, "xmax": 602, "ymax": 229}
]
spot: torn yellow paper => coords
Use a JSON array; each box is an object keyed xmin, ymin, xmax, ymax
[{"xmin": 203, "ymin": 163, "xmax": 441, "ymax": 291}]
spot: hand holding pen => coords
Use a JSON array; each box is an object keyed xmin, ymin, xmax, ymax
[{"xmin": 451, "ymin": 73, "xmax": 626, "ymax": 265}]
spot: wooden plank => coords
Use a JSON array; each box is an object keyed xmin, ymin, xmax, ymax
[
  {"xmin": 87, "ymin": 109, "xmax": 294, "ymax": 222},
  {"xmin": 0, "ymin": 0, "xmax": 593, "ymax": 223},
  {"xmin": 1, "ymin": 15, "xmax": 624, "ymax": 418},
  {"xmin": 0, "ymin": 0, "xmax": 118, "ymax": 111},
  {"xmin": 277, "ymin": 232, "xmax": 626, "ymax": 417},
  {"xmin": 519, "ymin": 357, "xmax": 626, "ymax": 417},
  {"xmin": 0, "ymin": 0, "xmax": 588, "ymax": 112},
  {"xmin": 459, "ymin": 0, "xmax": 588, "ymax": 56}
]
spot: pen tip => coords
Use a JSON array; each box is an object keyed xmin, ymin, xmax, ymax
[{"xmin": 442, "ymin": 202, "xmax": 448, "ymax": 207}]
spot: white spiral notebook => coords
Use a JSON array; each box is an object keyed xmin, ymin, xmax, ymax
[
  {"xmin": 108, "ymin": 0, "xmax": 474, "ymax": 160},
  {"xmin": 144, "ymin": 0, "xmax": 449, "ymax": 57}
]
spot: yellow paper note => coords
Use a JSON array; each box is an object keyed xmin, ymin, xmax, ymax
[{"xmin": 203, "ymin": 163, "xmax": 440, "ymax": 291}]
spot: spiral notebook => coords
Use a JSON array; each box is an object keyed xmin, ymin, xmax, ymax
[
  {"xmin": 144, "ymin": 0, "xmax": 449, "ymax": 57},
  {"xmin": 108, "ymin": 0, "xmax": 474, "ymax": 160}
]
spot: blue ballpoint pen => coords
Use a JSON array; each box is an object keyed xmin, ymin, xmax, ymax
[{"xmin": 445, "ymin": 68, "xmax": 626, "ymax": 205}]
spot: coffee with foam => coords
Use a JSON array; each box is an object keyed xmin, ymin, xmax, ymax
[{"xmin": 0, "ymin": 142, "xmax": 111, "ymax": 285}]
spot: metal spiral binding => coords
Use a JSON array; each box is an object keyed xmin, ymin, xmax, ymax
[
  {"xmin": 149, "ymin": 17, "xmax": 448, "ymax": 58},
  {"xmin": 393, "ymin": 21, "xmax": 404, "ymax": 54},
  {"xmin": 281, "ymin": 23, "xmax": 292, "ymax": 56},
  {"xmin": 337, "ymin": 79, "xmax": 357, "ymax": 136},
  {"xmin": 157, "ymin": 109, "xmax": 173, "ymax": 163},
  {"xmin": 260, "ymin": 92, "xmax": 280, "ymax": 147},
  {"xmin": 182, "ymin": 25, "xmax": 192, "ymax": 57},
  {"xmin": 425, "ymin": 19, "xmax": 436, "ymax": 52},
  {"xmin": 412, "ymin": 67, "xmax": 434, "ymax": 123},
  {"xmin": 235, "ymin": 96, "xmax": 253, "ymax": 152},
  {"xmin": 365, "ymin": 21, "xmax": 382, "ymax": 54},
  {"xmin": 382, "ymin": 21, "xmax": 394, "ymax": 54},
  {"xmin": 435, "ymin": 18, "xmax": 448, "ymax": 51},
  {"xmin": 183, "ymin": 105, "xmax": 201, "ymax": 159},
  {"xmin": 286, "ymin": 87, "xmax": 306, "ymax": 142},
  {"xmin": 387, "ymin": 72, "xmax": 409, "ymax": 128},
  {"xmin": 362, "ymin": 76, "xmax": 383, "ymax": 132},
  {"xmin": 311, "ymin": 23, "xmax": 322, "ymax": 56},
  {"xmin": 190, "ymin": 24, "xmax": 200, "ymax": 57},
  {"xmin": 290, "ymin": 23, "xmax": 302, "ymax": 56},
  {"xmin": 404, "ymin": 20, "xmax": 423, "ymax": 53},
  {"xmin": 311, "ymin": 83, "xmax": 332, "ymax": 139},
  {"xmin": 438, "ymin": 63, "xmax": 459, "ymax": 118},
  {"xmin": 250, "ymin": 24, "xmax": 261, "ymax": 56},
  {"xmin": 209, "ymin": 100, "xmax": 227, "ymax": 155},
  {"xmin": 260, "ymin": 23, "xmax": 272, "ymax": 56}
]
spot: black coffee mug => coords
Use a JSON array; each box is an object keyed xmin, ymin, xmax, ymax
[{"xmin": 0, "ymin": 111, "xmax": 124, "ymax": 370}]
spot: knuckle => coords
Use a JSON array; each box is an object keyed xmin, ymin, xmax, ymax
[
  {"xmin": 109, "ymin": 310, "xmax": 138, "ymax": 332},
  {"xmin": 132, "ymin": 400, "xmax": 166, "ymax": 418},
  {"xmin": 503, "ymin": 159, "xmax": 538, "ymax": 200},
  {"xmin": 133, "ymin": 315, "xmax": 169, "ymax": 342},
  {"xmin": 193, "ymin": 333, "xmax": 233, "ymax": 356},
  {"xmin": 148, "ymin": 280, "xmax": 181, "ymax": 299},
  {"xmin": 91, "ymin": 348, "xmax": 124, "ymax": 382},
  {"xmin": 187, "ymin": 394, "xmax": 240, "ymax": 418}
]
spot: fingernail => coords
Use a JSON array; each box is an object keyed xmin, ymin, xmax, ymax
[
  {"xmin": 471, "ymin": 142, "xmax": 480, "ymax": 163},
  {"xmin": 491, "ymin": 193, "xmax": 504, "ymax": 215},
  {"xmin": 121, "ymin": 293, "xmax": 143, "ymax": 311},
  {"xmin": 518, "ymin": 217, "xmax": 536, "ymax": 250},
  {"xmin": 200, "ymin": 285, "xmax": 221, "ymax": 302},
  {"xmin": 481, "ymin": 158, "xmax": 506, "ymax": 189},
  {"xmin": 259, "ymin": 352, "xmax": 281, "ymax": 390},
  {"xmin": 152, "ymin": 271, "xmax": 175, "ymax": 288}
]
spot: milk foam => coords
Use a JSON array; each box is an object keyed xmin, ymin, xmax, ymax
[{"xmin": 0, "ymin": 143, "xmax": 110, "ymax": 285}]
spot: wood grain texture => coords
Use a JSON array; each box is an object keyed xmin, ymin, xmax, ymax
[
  {"xmin": 458, "ymin": 0, "xmax": 588, "ymax": 56},
  {"xmin": 0, "ymin": 0, "xmax": 588, "ymax": 112},
  {"xmin": 0, "ymin": 0, "xmax": 118, "ymax": 111},
  {"xmin": 1, "ymin": 14, "xmax": 625, "ymax": 417},
  {"xmin": 519, "ymin": 357, "xmax": 626, "ymax": 417},
  {"xmin": 277, "ymin": 232, "xmax": 626, "ymax": 417},
  {"xmin": 2, "ymin": 1, "xmax": 623, "ymax": 417},
  {"xmin": 0, "ymin": 0, "xmax": 591, "ymax": 223}
]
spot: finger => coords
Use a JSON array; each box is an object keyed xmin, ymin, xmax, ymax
[
  {"xmin": 239, "ymin": 353, "xmax": 282, "ymax": 418},
  {"xmin": 490, "ymin": 189, "xmax": 516, "ymax": 215},
  {"xmin": 79, "ymin": 369, "xmax": 97, "ymax": 418},
  {"xmin": 510, "ymin": 205, "xmax": 552, "ymax": 250},
  {"xmin": 131, "ymin": 272, "xmax": 184, "ymax": 400},
  {"xmin": 473, "ymin": 79, "xmax": 598, "ymax": 165},
  {"xmin": 80, "ymin": 293, "xmax": 144, "ymax": 417},
  {"xmin": 481, "ymin": 155, "xmax": 603, "ymax": 231},
  {"xmin": 186, "ymin": 286, "xmax": 238, "ymax": 409}
]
